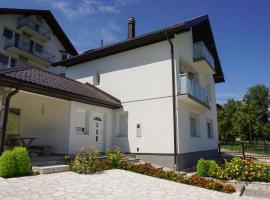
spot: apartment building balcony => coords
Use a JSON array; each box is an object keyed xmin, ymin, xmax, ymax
[
  {"xmin": 178, "ymin": 74, "xmax": 211, "ymax": 110},
  {"xmin": 193, "ymin": 42, "xmax": 215, "ymax": 74},
  {"xmin": 18, "ymin": 17, "xmax": 52, "ymax": 42},
  {"xmin": 4, "ymin": 38, "xmax": 55, "ymax": 66}
]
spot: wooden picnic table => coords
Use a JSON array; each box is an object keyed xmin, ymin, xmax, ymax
[{"xmin": 13, "ymin": 137, "xmax": 38, "ymax": 149}]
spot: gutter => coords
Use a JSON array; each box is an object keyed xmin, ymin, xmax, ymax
[
  {"xmin": 166, "ymin": 31, "xmax": 178, "ymax": 170},
  {"xmin": 0, "ymin": 88, "xmax": 19, "ymax": 154}
]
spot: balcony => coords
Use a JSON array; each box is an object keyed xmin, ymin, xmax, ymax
[
  {"xmin": 193, "ymin": 42, "xmax": 215, "ymax": 74},
  {"xmin": 178, "ymin": 74, "xmax": 211, "ymax": 110},
  {"xmin": 4, "ymin": 38, "xmax": 55, "ymax": 66},
  {"xmin": 18, "ymin": 18, "xmax": 52, "ymax": 42}
]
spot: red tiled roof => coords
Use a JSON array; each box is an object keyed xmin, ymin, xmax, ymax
[{"xmin": 0, "ymin": 66, "xmax": 121, "ymax": 109}]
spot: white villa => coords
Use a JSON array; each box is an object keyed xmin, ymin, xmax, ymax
[{"xmin": 0, "ymin": 8, "xmax": 224, "ymax": 170}]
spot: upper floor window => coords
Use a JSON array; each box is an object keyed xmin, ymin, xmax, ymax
[
  {"xmin": 207, "ymin": 119, "xmax": 214, "ymax": 139},
  {"xmin": 3, "ymin": 28, "xmax": 13, "ymax": 40},
  {"xmin": 93, "ymin": 71, "xmax": 100, "ymax": 85},
  {"xmin": 35, "ymin": 43, "xmax": 44, "ymax": 53},
  {"xmin": 10, "ymin": 58, "xmax": 17, "ymax": 68},
  {"xmin": 0, "ymin": 53, "xmax": 9, "ymax": 68}
]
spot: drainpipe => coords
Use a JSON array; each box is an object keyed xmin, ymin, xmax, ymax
[
  {"xmin": 166, "ymin": 31, "xmax": 178, "ymax": 170},
  {"xmin": 0, "ymin": 89, "xmax": 19, "ymax": 154}
]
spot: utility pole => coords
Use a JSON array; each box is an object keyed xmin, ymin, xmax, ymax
[{"xmin": 247, "ymin": 98, "xmax": 253, "ymax": 148}]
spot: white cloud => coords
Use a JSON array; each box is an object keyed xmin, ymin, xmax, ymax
[
  {"xmin": 72, "ymin": 21, "xmax": 122, "ymax": 53},
  {"xmin": 36, "ymin": 0, "xmax": 131, "ymax": 20}
]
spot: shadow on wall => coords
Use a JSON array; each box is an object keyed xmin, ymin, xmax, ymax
[{"xmin": 67, "ymin": 41, "xmax": 171, "ymax": 80}]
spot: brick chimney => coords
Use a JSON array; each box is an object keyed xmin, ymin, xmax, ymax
[{"xmin": 128, "ymin": 16, "xmax": 135, "ymax": 39}]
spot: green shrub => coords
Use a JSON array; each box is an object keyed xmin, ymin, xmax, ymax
[
  {"xmin": 105, "ymin": 147, "xmax": 122, "ymax": 168},
  {"xmin": 12, "ymin": 147, "xmax": 31, "ymax": 176},
  {"xmin": 70, "ymin": 147, "xmax": 113, "ymax": 174},
  {"xmin": 0, "ymin": 150, "xmax": 16, "ymax": 177},
  {"xmin": 208, "ymin": 160, "xmax": 218, "ymax": 177},
  {"xmin": 197, "ymin": 159, "xmax": 209, "ymax": 177}
]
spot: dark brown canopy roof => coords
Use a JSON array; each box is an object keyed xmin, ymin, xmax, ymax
[
  {"xmin": 53, "ymin": 15, "xmax": 224, "ymax": 83},
  {"xmin": 0, "ymin": 66, "xmax": 121, "ymax": 109},
  {"xmin": 0, "ymin": 8, "xmax": 78, "ymax": 56}
]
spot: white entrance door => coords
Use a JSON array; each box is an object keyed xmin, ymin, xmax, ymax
[{"xmin": 93, "ymin": 116, "xmax": 103, "ymax": 150}]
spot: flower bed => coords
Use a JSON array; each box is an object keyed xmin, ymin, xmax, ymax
[
  {"xmin": 196, "ymin": 157, "xmax": 270, "ymax": 182},
  {"xmin": 70, "ymin": 147, "xmax": 235, "ymax": 193}
]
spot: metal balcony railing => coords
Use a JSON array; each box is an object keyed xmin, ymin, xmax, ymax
[
  {"xmin": 179, "ymin": 74, "xmax": 211, "ymax": 107},
  {"xmin": 5, "ymin": 38, "xmax": 55, "ymax": 63},
  {"xmin": 18, "ymin": 17, "xmax": 52, "ymax": 39},
  {"xmin": 193, "ymin": 42, "xmax": 215, "ymax": 71}
]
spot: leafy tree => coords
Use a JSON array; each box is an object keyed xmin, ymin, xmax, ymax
[
  {"xmin": 217, "ymin": 99, "xmax": 241, "ymax": 141},
  {"xmin": 244, "ymin": 84, "xmax": 270, "ymax": 123}
]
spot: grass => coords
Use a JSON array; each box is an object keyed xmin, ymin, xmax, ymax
[{"xmin": 220, "ymin": 142, "xmax": 270, "ymax": 156}]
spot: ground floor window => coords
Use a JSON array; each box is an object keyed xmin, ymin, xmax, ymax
[
  {"xmin": 7, "ymin": 108, "xmax": 21, "ymax": 135},
  {"xmin": 207, "ymin": 119, "xmax": 214, "ymax": 139},
  {"xmin": 118, "ymin": 111, "xmax": 128, "ymax": 137},
  {"xmin": 190, "ymin": 113, "xmax": 200, "ymax": 138}
]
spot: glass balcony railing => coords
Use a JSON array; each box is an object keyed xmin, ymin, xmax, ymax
[
  {"xmin": 5, "ymin": 38, "xmax": 55, "ymax": 63},
  {"xmin": 193, "ymin": 42, "xmax": 215, "ymax": 71},
  {"xmin": 18, "ymin": 17, "xmax": 52, "ymax": 39},
  {"xmin": 179, "ymin": 74, "xmax": 211, "ymax": 107}
]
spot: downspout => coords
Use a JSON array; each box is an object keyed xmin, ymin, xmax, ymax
[
  {"xmin": 166, "ymin": 31, "xmax": 178, "ymax": 170},
  {"xmin": 0, "ymin": 88, "xmax": 19, "ymax": 154}
]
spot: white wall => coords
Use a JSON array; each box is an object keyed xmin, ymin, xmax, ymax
[
  {"xmin": 66, "ymin": 41, "xmax": 176, "ymax": 154},
  {"xmin": 0, "ymin": 14, "xmax": 67, "ymax": 68},
  {"xmin": 68, "ymin": 101, "xmax": 114, "ymax": 154},
  {"xmin": 10, "ymin": 92, "xmax": 71, "ymax": 154}
]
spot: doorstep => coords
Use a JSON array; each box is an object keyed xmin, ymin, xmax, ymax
[{"xmin": 32, "ymin": 165, "xmax": 70, "ymax": 174}]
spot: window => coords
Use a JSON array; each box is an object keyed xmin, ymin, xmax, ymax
[
  {"xmin": 0, "ymin": 53, "xmax": 9, "ymax": 68},
  {"xmin": 10, "ymin": 58, "xmax": 17, "ymax": 68},
  {"xmin": 207, "ymin": 119, "xmax": 214, "ymax": 139},
  {"xmin": 136, "ymin": 123, "xmax": 141, "ymax": 137},
  {"xmin": 3, "ymin": 28, "xmax": 13, "ymax": 39},
  {"xmin": 190, "ymin": 113, "xmax": 200, "ymax": 137},
  {"xmin": 61, "ymin": 53, "xmax": 68, "ymax": 60},
  {"xmin": 93, "ymin": 71, "xmax": 100, "ymax": 85},
  {"xmin": 118, "ymin": 111, "xmax": 128, "ymax": 137},
  {"xmin": 76, "ymin": 127, "xmax": 86, "ymax": 135},
  {"xmin": 35, "ymin": 43, "xmax": 44, "ymax": 53},
  {"xmin": 7, "ymin": 108, "xmax": 21, "ymax": 135}
]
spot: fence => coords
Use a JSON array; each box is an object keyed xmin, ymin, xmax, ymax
[{"xmin": 218, "ymin": 142, "xmax": 270, "ymax": 164}]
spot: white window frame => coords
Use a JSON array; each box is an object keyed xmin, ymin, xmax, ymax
[
  {"xmin": 136, "ymin": 123, "xmax": 141, "ymax": 137},
  {"xmin": 190, "ymin": 113, "xmax": 200, "ymax": 138},
  {"xmin": 117, "ymin": 111, "xmax": 128, "ymax": 137},
  {"xmin": 93, "ymin": 71, "xmax": 100, "ymax": 85}
]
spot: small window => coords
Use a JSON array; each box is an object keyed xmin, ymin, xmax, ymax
[
  {"xmin": 93, "ymin": 117, "xmax": 102, "ymax": 121},
  {"xmin": 207, "ymin": 119, "xmax": 214, "ymax": 139},
  {"xmin": 35, "ymin": 43, "xmax": 44, "ymax": 53},
  {"xmin": 118, "ymin": 111, "xmax": 128, "ymax": 137},
  {"xmin": 76, "ymin": 127, "xmax": 87, "ymax": 135},
  {"xmin": 190, "ymin": 113, "xmax": 200, "ymax": 137},
  {"xmin": 10, "ymin": 58, "xmax": 17, "ymax": 68},
  {"xmin": 93, "ymin": 71, "xmax": 100, "ymax": 85},
  {"xmin": 3, "ymin": 28, "xmax": 13, "ymax": 39},
  {"xmin": 0, "ymin": 53, "xmax": 9, "ymax": 68},
  {"xmin": 61, "ymin": 53, "xmax": 68, "ymax": 60},
  {"xmin": 136, "ymin": 123, "xmax": 141, "ymax": 137}
]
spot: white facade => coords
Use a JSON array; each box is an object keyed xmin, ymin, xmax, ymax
[
  {"xmin": 66, "ymin": 30, "xmax": 219, "ymax": 156},
  {"xmin": 0, "ymin": 13, "xmax": 72, "ymax": 72}
]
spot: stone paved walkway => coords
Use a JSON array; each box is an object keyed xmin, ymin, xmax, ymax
[{"xmin": 0, "ymin": 169, "xmax": 267, "ymax": 200}]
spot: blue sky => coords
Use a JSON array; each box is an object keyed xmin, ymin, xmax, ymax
[{"xmin": 1, "ymin": 0, "xmax": 270, "ymax": 104}]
